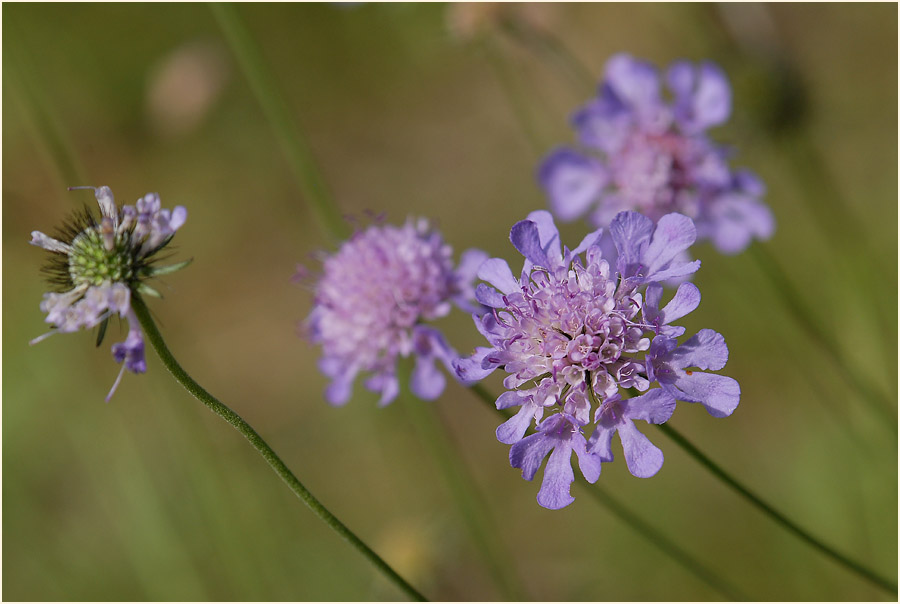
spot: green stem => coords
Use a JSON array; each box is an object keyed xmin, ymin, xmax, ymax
[
  {"xmin": 467, "ymin": 383, "xmax": 743, "ymax": 600},
  {"xmin": 656, "ymin": 422, "xmax": 897, "ymax": 596},
  {"xmin": 399, "ymin": 386, "xmax": 524, "ymax": 600},
  {"xmin": 478, "ymin": 36, "xmax": 545, "ymax": 155},
  {"xmin": 748, "ymin": 243, "xmax": 897, "ymax": 429},
  {"xmin": 210, "ymin": 3, "xmax": 349, "ymax": 242},
  {"xmin": 131, "ymin": 294, "xmax": 426, "ymax": 602},
  {"xmin": 498, "ymin": 17, "xmax": 595, "ymax": 93}
]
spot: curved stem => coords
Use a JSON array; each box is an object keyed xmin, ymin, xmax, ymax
[
  {"xmin": 131, "ymin": 294, "xmax": 426, "ymax": 602},
  {"xmin": 467, "ymin": 383, "xmax": 744, "ymax": 600},
  {"xmin": 211, "ymin": 3, "xmax": 349, "ymax": 242},
  {"xmin": 656, "ymin": 423, "xmax": 897, "ymax": 596},
  {"xmin": 400, "ymin": 385, "xmax": 524, "ymax": 600},
  {"xmin": 748, "ymin": 243, "xmax": 896, "ymax": 429}
]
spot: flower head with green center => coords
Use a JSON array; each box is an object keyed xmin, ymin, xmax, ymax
[{"xmin": 30, "ymin": 186, "xmax": 190, "ymax": 400}]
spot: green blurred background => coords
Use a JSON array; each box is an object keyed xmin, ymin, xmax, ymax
[{"xmin": 3, "ymin": 3, "xmax": 897, "ymax": 601}]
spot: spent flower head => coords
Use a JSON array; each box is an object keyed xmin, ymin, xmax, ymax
[
  {"xmin": 539, "ymin": 53, "xmax": 774, "ymax": 255},
  {"xmin": 454, "ymin": 210, "xmax": 740, "ymax": 509},
  {"xmin": 302, "ymin": 217, "xmax": 487, "ymax": 406},
  {"xmin": 30, "ymin": 186, "xmax": 189, "ymax": 400}
]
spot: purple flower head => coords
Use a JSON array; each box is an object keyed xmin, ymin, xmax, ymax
[
  {"xmin": 304, "ymin": 218, "xmax": 487, "ymax": 407},
  {"xmin": 29, "ymin": 186, "xmax": 190, "ymax": 400},
  {"xmin": 454, "ymin": 210, "xmax": 739, "ymax": 509},
  {"xmin": 539, "ymin": 53, "xmax": 774, "ymax": 256}
]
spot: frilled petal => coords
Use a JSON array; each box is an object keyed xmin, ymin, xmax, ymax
[
  {"xmin": 708, "ymin": 195, "xmax": 776, "ymax": 255},
  {"xmin": 453, "ymin": 347, "xmax": 498, "ymax": 383},
  {"xmin": 30, "ymin": 231, "xmax": 71, "ymax": 254},
  {"xmin": 605, "ymin": 53, "xmax": 660, "ymax": 111},
  {"xmin": 537, "ymin": 443, "xmax": 576, "ymax": 509},
  {"xmin": 365, "ymin": 372, "xmax": 399, "ymax": 407},
  {"xmin": 92, "ymin": 186, "xmax": 118, "ymax": 224},
  {"xmin": 642, "ymin": 213, "xmax": 697, "ymax": 277},
  {"xmin": 474, "ymin": 283, "xmax": 506, "ymax": 308},
  {"xmin": 495, "ymin": 389, "xmax": 531, "ymax": 409},
  {"xmin": 668, "ymin": 61, "xmax": 731, "ymax": 134},
  {"xmin": 661, "ymin": 282, "xmax": 701, "ymax": 324},
  {"xmin": 623, "ymin": 388, "xmax": 677, "ymax": 424},
  {"xmin": 410, "ymin": 355, "xmax": 446, "ymax": 401},
  {"xmin": 671, "ymin": 371, "xmax": 740, "ymax": 418},
  {"xmin": 587, "ymin": 425, "xmax": 615, "ymax": 462},
  {"xmin": 497, "ymin": 401, "xmax": 538, "ymax": 444},
  {"xmin": 617, "ymin": 420, "xmax": 665, "ymax": 478},
  {"xmin": 572, "ymin": 433, "xmax": 602, "ymax": 483},
  {"xmin": 610, "ymin": 211, "xmax": 654, "ymax": 274},
  {"xmin": 669, "ymin": 328, "xmax": 729, "ymax": 371},
  {"xmin": 320, "ymin": 358, "xmax": 358, "ymax": 406},
  {"xmin": 645, "ymin": 282, "xmax": 701, "ymax": 335},
  {"xmin": 525, "ymin": 210, "xmax": 564, "ymax": 268},
  {"xmin": 538, "ymin": 148, "xmax": 605, "ymax": 222},
  {"xmin": 477, "ymin": 258, "xmax": 520, "ymax": 295},
  {"xmin": 509, "ymin": 429, "xmax": 557, "ymax": 481},
  {"xmin": 510, "ymin": 219, "xmax": 550, "ymax": 269},
  {"xmin": 572, "ymin": 91, "xmax": 631, "ymax": 153}
]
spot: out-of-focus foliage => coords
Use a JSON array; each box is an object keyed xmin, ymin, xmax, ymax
[{"xmin": 3, "ymin": 3, "xmax": 896, "ymax": 601}]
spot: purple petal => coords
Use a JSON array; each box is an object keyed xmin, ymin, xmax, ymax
[
  {"xmin": 525, "ymin": 210, "xmax": 563, "ymax": 267},
  {"xmin": 93, "ymin": 186, "xmax": 118, "ymax": 223},
  {"xmin": 170, "ymin": 206, "xmax": 188, "ymax": 231},
  {"xmin": 410, "ymin": 355, "xmax": 446, "ymax": 401},
  {"xmin": 572, "ymin": 91, "xmax": 631, "ymax": 153},
  {"xmin": 496, "ymin": 389, "xmax": 530, "ymax": 410},
  {"xmin": 538, "ymin": 148, "xmax": 605, "ymax": 222},
  {"xmin": 509, "ymin": 430, "xmax": 556, "ymax": 481},
  {"xmin": 587, "ymin": 425, "xmax": 615, "ymax": 462},
  {"xmin": 661, "ymin": 282, "xmax": 701, "ymax": 324},
  {"xmin": 672, "ymin": 372, "xmax": 740, "ymax": 418},
  {"xmin": 321, "ymin": 360, "xmax": 358, "ymax": 406},
  {"xmin": 605, "ymin": 53, "xmax": 660, "ymax": 110},
  {"xmin": 497, "ymin": 402, "xmax": 538, "ymax": 444},
  {"xmin": 708, "ymin": 195, "xmax": 776, "ymax": 255},
  {"xmin": 623, "ymin": 389, "xmax": 677, "ymax": 424},
  {"xmin": 669, "ymin": 61, "xmax": 731, "ymax": 133},
  {"xmin": 610, "ymin": 211, "xmax": 654, "ymax": 273},
  {"xmin": 572, "ymin": 434, "xmax": 602, "ymax": 483},
  {"xmin": 537, "ymin": 443, "xmax": 576, "ymax": 509},
  {"xmin": 669, "ymin": 329, "xmax": 729, "ymax": 371},
  {"xmin": 642, "ymin": 213, "xmax": 697, "ymax": 276},
  {"xmin": 30, "ymin": 231, "xmax": 71, "ymax": 254},
  {"xmin": 457, "ymin": 248, "xmax": 489, "ymax": 282},
  {"xmin": 618, "ymin": 420, "xmax": 665, "ymax": 478},
  {"xmin": 510, "ymin": 220, "xmax": 550, "ymax": 269},
  {"xmin": 475, "ymin": 283, "xmax": 506, "ymax": 308},
  {"xmin": 453, "ymin": 347, "xmax": 498, "ymax": 383},
  {"xmin": 477, "ymin": 258, "xmax": 520, "ymax": 295}
]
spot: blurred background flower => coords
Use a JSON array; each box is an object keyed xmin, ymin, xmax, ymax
[{"xmin": 3, "ymin": 3, "xmax": 896, "ymax": 600}]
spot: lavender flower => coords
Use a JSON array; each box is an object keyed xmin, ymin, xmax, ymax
[
  {"xmin": 454, "ymin": 210, "xmax": 739, "ymax": 509},
  {"xmin": 303, "ymin": 218, "xmax": 487, "ymax": 406},
  {"xmin": 29, "ymin": 187, "xmax": 189, "ymax": 401},
  {"xmin": 539, "ymin": 53, "xmax": 774, "ymax": 255}
]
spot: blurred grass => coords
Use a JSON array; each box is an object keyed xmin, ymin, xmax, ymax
[{"xmin": 3, "ymin": 3, "xmax": 897, "ymax": 601}]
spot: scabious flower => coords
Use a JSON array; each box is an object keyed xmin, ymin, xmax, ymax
[
  {"xmin": 302, "ymin": 218, "xmax": 487, "ymax": 406},
  {"xmin": 454, "ymin": 210, "xmax": 740, "ymax": 509},
  {"xmin": 539, "ymin": 53, "xmax": 774, "ymax": 255},
  {"xmin": 29, "ymin": 186, "xmax": 189, "ymax": 401}
]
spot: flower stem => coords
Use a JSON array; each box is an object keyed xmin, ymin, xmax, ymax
[
  {"xmin": 467, "ymin": 383, "xmax": 744, "ymax": 600},
  {"xmin": 400, "ymin": 384, "xmax": 525, "ymax": 600},
  {"xmin": 748, "ymin": 243, "xmax": 897, "ymax": 430},
  {"xmin": 655, "ymin": 422, "xmax": 897, "ymax": 596},
  {"xmin": 131, "ymin": 294, "xmax": 426, "ymax": 602},
  {"xmin": 210, "ymin": 3, "xmax": 349, "ymax": 242}
]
